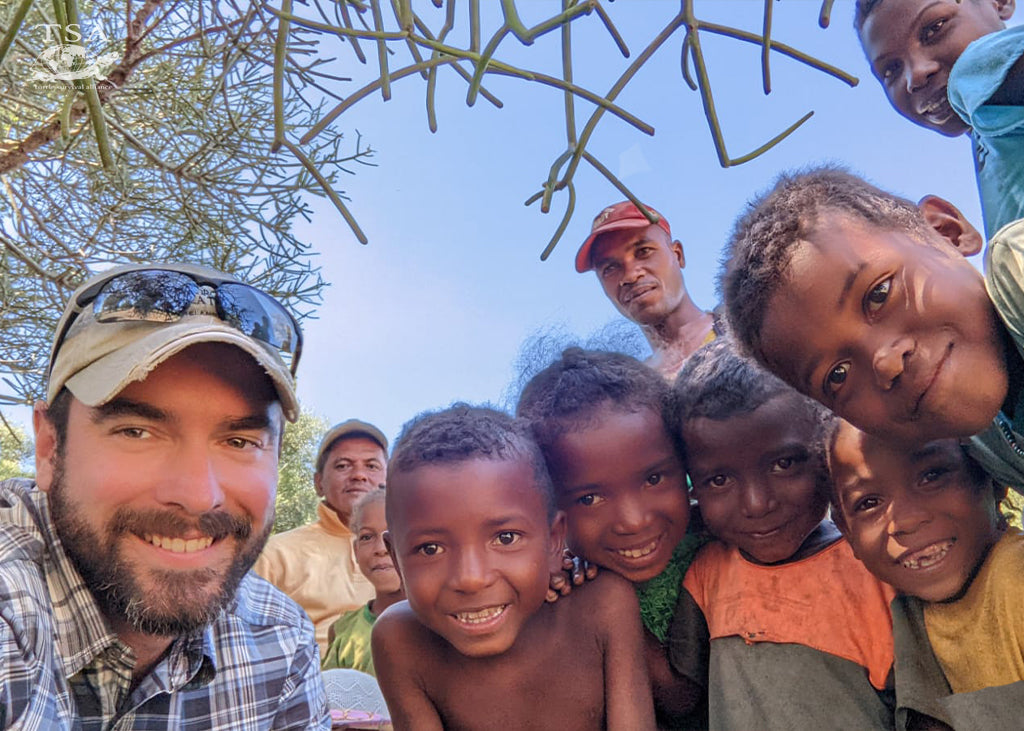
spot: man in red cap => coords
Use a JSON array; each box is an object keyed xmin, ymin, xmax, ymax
[{"xmin": 576, "ymin": 200, "xmax": 719, "ymax": 378}]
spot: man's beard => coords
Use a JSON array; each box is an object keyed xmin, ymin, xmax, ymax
[{"xmin": 47, "ymin": 456, "xmax": 274, "ymax": 637}]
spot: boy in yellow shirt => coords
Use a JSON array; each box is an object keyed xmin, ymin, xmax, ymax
[{"xmin": 830, "ymin": 421, "xmax": 1024, "ymax": 729}]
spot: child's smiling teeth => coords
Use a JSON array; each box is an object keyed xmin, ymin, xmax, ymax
[
  {"xmin": 618, "ymin": 540, "xmax": 657, "ymax": 559},
  {"xmin": 901, "ymin": 540, "xmax": 954, "ymax": 570},
  {"xmin": 454, "ymin": 605, "xmax": 507, "ymax": 625},
  {"xmin": 144, "ymin": 534, "xmax": 214, "ymax": 553}
]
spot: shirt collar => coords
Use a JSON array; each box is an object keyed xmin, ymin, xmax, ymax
[{"xmin": 317, "ymin": 501, "xmax": 353, "ymax": 536}]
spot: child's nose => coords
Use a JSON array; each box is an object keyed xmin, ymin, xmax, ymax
[
  {"xmin": 887, "ymin": 497, "xmax": 931, "ymax": 538},
  {"xmin": 905, "ymin": 52, "xmax": 939, "ymax": 95},
  {"xmin": 448, "ymin": 546, "xmax": 493, "ymax": 593},
  {"xmin": 871, "ymin": 336, "xmax": 913, "ymax": 389},
  {"xmin": 741, "ymin": 481, "xmax": 776, "ymax": 519},
  {"xmin": 612, "ymin": 495, "xmax": 648, "ymax": 534}
]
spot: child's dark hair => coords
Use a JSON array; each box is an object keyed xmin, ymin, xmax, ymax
[
  {"xmin": 388, "ymin": 403, "xmax": 556, "ymax": 521},
  {"xmin": 516, "ymin": 347, "xmax": 677, "ymax": 455},
  {"xmin": 671, "ymin": 337, "xmax": 835, "ymax": 462},
  {"xmin": 720, "ymin": 165, "xmax": 932, "ymax": 367},
  {"xmin": 350, "ymin": 488, "xmax": 387, "ymax": 534},
  {"xmin": 853, "ymin": 0, "xmax": 885, "ymax": 31}
]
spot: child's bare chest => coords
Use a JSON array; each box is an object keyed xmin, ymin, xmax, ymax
[{"xmin": 428, "ymin": 622, "xmax": 607, "ymax": 731}]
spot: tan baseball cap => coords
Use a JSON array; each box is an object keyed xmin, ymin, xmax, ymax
[
  {"xmin": 316, "ymin": 419, "xmax": 389, "ymax": 471},
  {"xmin": 46, "ymin": 262, "xmax": 301, "ymax": 421}
]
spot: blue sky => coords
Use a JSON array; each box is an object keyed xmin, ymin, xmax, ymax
[{"xmin": 284, "ymin": 1, "xmax": 1000, "ymax": 444}]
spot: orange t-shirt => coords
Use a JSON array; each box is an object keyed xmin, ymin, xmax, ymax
[{"xmin": 683, "ymin": 538, "xmax": 896, "ymax": 690}]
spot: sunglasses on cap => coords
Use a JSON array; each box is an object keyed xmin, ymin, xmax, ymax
[{"xmin": 50, "ymin": 268, "xmax": 303, "ymax": 376}]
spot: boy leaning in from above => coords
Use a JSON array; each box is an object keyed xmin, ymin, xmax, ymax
[
  {"xmin": 668, "ymin": 337, "xmax": 896, "ymax": 731},
  {"xmin": 720, "ymin": 165, "xmax": 1024, "ymax": 492},
  {"xmin": 830, "ymin": 420, "xmax": 1024, "ymax": 731},
  {"xmin": 371, "ymin": 405, "xmax": 656, "ymax": 731},
  {"xmin": 856, "ymin": 0, "xmax": 1024, "ymax": 237},
  {"xmin": 517, "ymin": 347, "xmax": 707, "ymax": 730},
  {"xmin": 322, "ymin": 489, "xmax": 403, "ymax": 674}
]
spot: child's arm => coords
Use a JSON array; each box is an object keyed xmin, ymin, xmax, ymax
[
  {"xmin": 595, "ymin": 573, "xmax": 658, "ymax": 730},
  {"xmin": 643, "ymin": 627, "xmax": 704, "ymax": 719},
  {"xmin": 371, "ymin": 604, "xmax": 445, "ymax": 731}
]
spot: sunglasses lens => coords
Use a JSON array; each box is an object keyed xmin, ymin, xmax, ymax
[
  {"xmin": 217, "ymin": 283, "xmax": 300, "ymax": 355},
  {"xmin": 93, "ymin": 270, "xmax": 198, "ymax": 323}
]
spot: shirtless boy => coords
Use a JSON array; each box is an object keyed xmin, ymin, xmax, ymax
[{"xmin": 372, "ymin": 405, "xmax": 656, "ymax": 731}]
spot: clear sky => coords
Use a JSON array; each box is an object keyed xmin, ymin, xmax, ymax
[{"xmin": 280, "ymin": 0, "xmax": 1001, "ymax": 445}]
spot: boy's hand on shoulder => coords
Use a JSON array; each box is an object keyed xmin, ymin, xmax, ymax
[{"xmin": 546, "ymin": 550, "xmax": 599, "ymax": 602}]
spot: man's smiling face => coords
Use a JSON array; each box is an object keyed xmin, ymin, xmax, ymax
[
  {"xmin": 758, "ymin": 211, "xmax": 1007, "ymax": 445},
  {"xmin": 36, "ymin": 343, "xmax": 281, "ymax": 636}
]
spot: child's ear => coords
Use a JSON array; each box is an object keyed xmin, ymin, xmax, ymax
[
  {"xmin": 917, "ymin": 195, "xmax": 984, "ymax": 256},
  {"xmin": 547, "ymin": 510, "xmax": 568, "ymax": 571}
]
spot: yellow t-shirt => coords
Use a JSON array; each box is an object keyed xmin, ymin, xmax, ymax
[{"xmin": 924, "ymin": 528, "xmax": 1024, "ymax": 693}]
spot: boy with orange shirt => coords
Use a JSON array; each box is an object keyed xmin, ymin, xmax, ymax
[{"xmin": 668, "ymin": 338, "xmax": 896, "ymax": 731}]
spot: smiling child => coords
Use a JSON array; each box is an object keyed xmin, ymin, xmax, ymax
[
  {"xmin": 830, "ymin": 420, "xmax": 1023, "ymax": 729},
  {"xmin": 371, "ymin": 405, "xmax": 655, "ymax": 731},
  {"xmin": 856, "ymin": 0, "xmax": 1024, "ymax": 237},
  {"xmin": 719, "ymin": 166, "xmax": 1024, "ymax": 493},
  {"xmin": 670, "ymin": 338, "xmax": 896, "ymax": 731},
  {"xmin": 517, "ymin": 347, "xmax": 706, "ymax": 728},
  {"xmin": 321, "ymin": 489, "xmax": 403, "ymax": 674}
]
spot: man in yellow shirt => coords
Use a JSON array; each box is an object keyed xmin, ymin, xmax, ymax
[{"xmin": 254, "ymin": 419, "xmax": 387, "ymax": 655}]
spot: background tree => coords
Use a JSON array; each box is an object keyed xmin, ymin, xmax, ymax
[
  {"xmin": 274, "ymin": 405, "xmax": 329, "ymax": 534},
  {"xmin": 0, "ymin": 0, "xmax": 372, "ymax": 405},
  {"xmin": 0, "ymin": 417, "xmax": 31, "ymax": 479}
]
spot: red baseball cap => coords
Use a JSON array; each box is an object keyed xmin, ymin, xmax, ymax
[{"xmin": 575, "ymin": 201, "xmax": 671, "ymax": 273}]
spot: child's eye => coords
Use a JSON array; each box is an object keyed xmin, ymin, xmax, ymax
[
  {"xmin": 417, "ymin": 543, "xmax": 443, "ymax": 556},
  {"xmin": 854, "ymin": 496, "xmax": 882, "ymax": 513},
  {"xmin": 921, "ymin": 17, "xmax": 947, "ymax": 42},
  {"xmin": 865, "ymin": 278, "xmax": 892, "ymax": 314},
  {"xmin": 770, "ymin": 457, "xmax": 794, "ymax": 473},
  {"xmin": 920, "ymin": 466, "xmax": 952, "ymax": 485},
  {"xmin": 824, "ymin": 362, "xmax": 850, "ymax": 396},
  {"xmin": 577, "ymin": 493, "xmax": 604, "ymax": 507},
  {"xmin": 705, "ymin": 474, "xmax": 730, "ymax": 490},
  {"xmin": 645, "ymin": 472, "xmax": 663, "ymax": 487},
  {"xmin": 494, "ymin": 531, "xmax": 521, "ymax": 547}
]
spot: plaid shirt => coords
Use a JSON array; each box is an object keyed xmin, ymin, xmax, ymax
[{"xmin": 0, "ymin": 480, "xmax": 331, "ymax": 730}]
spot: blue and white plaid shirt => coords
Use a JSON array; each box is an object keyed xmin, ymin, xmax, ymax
[{"xmin": 0, "ymin": 480, "xmax": 331, "ymax": 730}]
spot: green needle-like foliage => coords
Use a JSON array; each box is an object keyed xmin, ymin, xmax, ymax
[
  {"xmin": 0, "ymin": 1, "xmax": 374, "ymax": 404},
  {"xmin": 272, "ymin": 0, "xmax": 857, "ymax": 258}
]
